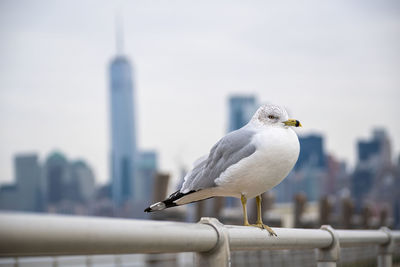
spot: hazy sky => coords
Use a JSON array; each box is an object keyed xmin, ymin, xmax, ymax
[{"xmin": 0, "ymin": 0, "xmax": 399, "ymax": 185}]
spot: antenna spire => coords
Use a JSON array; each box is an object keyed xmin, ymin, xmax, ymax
[{"xmin": 115, "ymin": 11, "xmax": 124, "ymax": 55}]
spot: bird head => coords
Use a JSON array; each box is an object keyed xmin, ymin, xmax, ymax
[{"xmin": 252, "ymin": 104, "xmax": 302, "ymax": 128}]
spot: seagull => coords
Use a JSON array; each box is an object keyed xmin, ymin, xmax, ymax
[{"xmin": 145, "ymin": 104, "xmax": 301, "ymax": 236}]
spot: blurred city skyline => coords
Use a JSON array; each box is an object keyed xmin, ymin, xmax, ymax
[{"xmin": 1, "ymin": 0, "xmax": 399, "ymax": 185}]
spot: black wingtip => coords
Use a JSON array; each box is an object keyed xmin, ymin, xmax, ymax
[
  {"xmin": 143, "ymin": 190, "xmax": 196, "ymax": 213},
  {"xmin": 144, "ymin": 207, "xmax": 152, "ymax": 213}
]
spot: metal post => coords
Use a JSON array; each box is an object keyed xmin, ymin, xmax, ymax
[
  {"xmin": 85, "ymin": 255, "xmax": 92, "ymax": 267},
  {"xmin": 378, "ymin": 227, "xmax": 394, "ymax": 267},
  {"xmin": 317, "ymin": 225, "xmax": 340, "ymax": 267},
  {"xmin": 114, "ymin": 255, "xmax": 122, "ymax": 267},
  {"xmin": 196, "ymin": 217, "xmax": 231, "ymax": 267},
  {"xmin": 52, "ymin": 256, "xmax": 58, "ymax": 267}
]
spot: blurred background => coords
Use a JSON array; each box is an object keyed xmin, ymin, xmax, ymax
[{"xmin": 0, "ymin": 0, "xmax": 399, "ymax": 231}]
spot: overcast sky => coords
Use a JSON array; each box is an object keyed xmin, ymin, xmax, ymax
[{"xmin": 0, "ymin": 0, "xmax": 399, "ymax": 185}]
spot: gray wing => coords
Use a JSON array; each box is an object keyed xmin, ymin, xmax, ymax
[{"xmin": 180, "ymin": 128, "xmax": 257, "ymax": 193}]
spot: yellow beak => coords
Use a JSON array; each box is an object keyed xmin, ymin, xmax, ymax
[{"xmin": 283, "ymin": 119, "xmax": 302, "ymax": 127}]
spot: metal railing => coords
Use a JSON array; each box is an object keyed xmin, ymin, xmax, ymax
[{"xmin": 0, "ymin": 213, "xmax": 399, "ymax": 267}]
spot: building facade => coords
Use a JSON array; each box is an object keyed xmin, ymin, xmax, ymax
[
  {"xmin": 352, "ymin": 128, "xmax": 396, "ymax": 211},
  {"xmin": 14, "ymin": 154, "xmax": 42, "ymax": 211},
  {"xmin": 70, "ymin": 160, "xmax": 96, "ymax": 203},
  {"xmin": 109, "ymin": 55, "xmax": 137, "ymax": 207},
  {"xmin": 227, "ymin": 95, "xmax": 258, "ymax": 132},
  {"xmin": 44, "ymin": 152, "xmax": 70, "ymax": 205}
]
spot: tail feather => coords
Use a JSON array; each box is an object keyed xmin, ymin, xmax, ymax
[{"xmin": 144, "ymin": 190, "xmax": 195, "ymax": 212}]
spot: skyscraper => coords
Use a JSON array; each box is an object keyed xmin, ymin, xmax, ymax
[
  {"xmin": 44, "ymin": 151, "xmax": 69, "ymax": 205},
  {"xmin": 352, "ymin": 128, "xmax": 394, "ymax": 209},
  {"xmin": 109, "ymin": 20, "xmax": 137, "ymax": 207},
  {"xmin": 14, "ymin": 153, "xmax": 42, "ymax": 211},
  {"xmin": 136, "ymin": 151, "xmax": 158, "ymax": 200},
  {"xmin": 70, "ymin": 160, "xmax": 95, "ymax": 203},
  {"xmin": 295, "ymin": 135, "xmax": 326, "ymax": 170},
  {"xmin": 227, "ymin": 95, "xmax": 257, "ymax": 132}
]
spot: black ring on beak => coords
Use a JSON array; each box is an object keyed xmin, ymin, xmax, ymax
[{"xmin": 295, "ymin": 120, "xmax": 300, "ymax": 127}]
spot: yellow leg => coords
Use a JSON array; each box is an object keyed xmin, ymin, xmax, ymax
[
  {"xmin": 252, "ymin": 195, "xmax": 277, "ymax": 236},
  {"xmin": 240, "ymin": 194, "xmax": 250, "ymax": 226},
  {"xmin": 256, "ymin": 195, "xmax": 263, "ymax": 224}
]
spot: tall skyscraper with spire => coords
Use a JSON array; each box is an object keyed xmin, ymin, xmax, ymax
[{"xmin": 109, "ymin": 17, "xmax": 137, "ymax": 207}]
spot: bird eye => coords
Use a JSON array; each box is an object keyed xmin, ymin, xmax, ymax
[{"xmin": 268, "ymin": 115, "xmax": 275, "ymax": 120}]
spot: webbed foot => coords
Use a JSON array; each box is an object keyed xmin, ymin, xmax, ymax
[{"xmin": 250, "ymin": 223, "xmax": 277, "ymax": 236}]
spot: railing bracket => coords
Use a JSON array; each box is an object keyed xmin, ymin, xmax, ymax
[
  {"xmin": 196, "ymin": 217, "xmax": 231, "ymax": 267},
  {"xmin": 378, "ymin": 227, "xmax": 394, "ymax": 267},
  {"xmin": 318, "ymin": 225, "xmax": 340, "ymax": 267}
]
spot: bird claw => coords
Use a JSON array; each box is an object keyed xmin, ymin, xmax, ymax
[{"xmin": 251, "ymin": 223, "xmax": 277, "ymax": 236}]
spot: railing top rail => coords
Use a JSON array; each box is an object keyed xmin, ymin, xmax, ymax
[
  {"xmin": 392, "ymin": 231, "xmax": 400, "ymax": 241},
  {"xmin": 335, "ymin": 229, "xmax": 390, "ymax": 247},
  {"xmin": 0, "ymin": 213, "xmax": 218, "ymax": 257},
  {"xmin": 0, "ymin": 213, "xmax": 399, "ymax": 258},
  {"xmin": 227, "ymin": 225, "xmax": 332, "ymax": 250}
]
